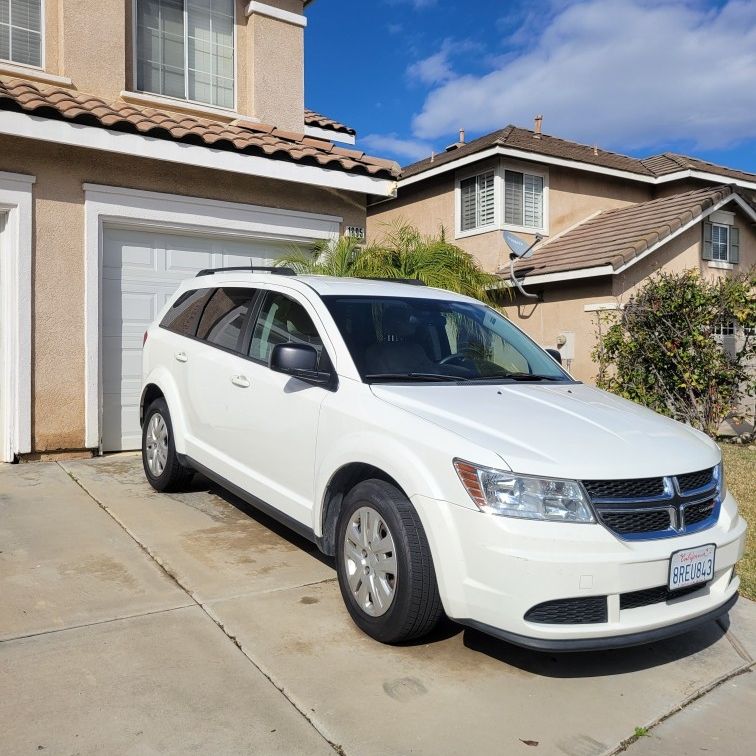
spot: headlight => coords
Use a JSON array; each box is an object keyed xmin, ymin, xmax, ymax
[
  {"xmin": 714, "ymin": 461, "xmax": 726, "ymax": 498},
  {"xmin": 454, "ymin": 459, "xmax": 595, "ymax": 522}
]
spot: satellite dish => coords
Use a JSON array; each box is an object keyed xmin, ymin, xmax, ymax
[
  {"xmin": 501, "ymin": 231, "xmax": 543, "ymax": 300},
  {"xmin": 503, "ymin": 230, "xmax": 535, "ymax": 259}
]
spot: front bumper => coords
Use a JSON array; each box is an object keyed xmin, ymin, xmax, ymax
[{"xmin": 412, "ymin": 490, "xmax": 747, "ymax": 651}]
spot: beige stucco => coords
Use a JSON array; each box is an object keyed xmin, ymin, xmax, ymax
[
  {"xmin": 1, "ymin": 135, "xmax": 365, "ymax": 453},
  {"xmin": 247, "ymin": 8, "xmax": 305, "ymax": 130},
  {"xmin": 28, "ymin": 0, "xmax": 307, "ymax": 130}
]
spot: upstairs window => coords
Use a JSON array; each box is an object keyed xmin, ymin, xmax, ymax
[
  {"xmin": 0, "ymin": 0, "xmax": 42, "ymax": 67},
  {"xmin": 703, "ymin": 222, "xmax": 740, "ymax": 264},
  {"xmin": 504, "ymin": 170, "xmax": 544, "ymax": 229},
  {"xmin": 136, "ymin": 0, "xmax": 235, "ymax": 109},
  {"xmin": 460, "ymin": 171, "xmax": 495, "ymax": 232}
]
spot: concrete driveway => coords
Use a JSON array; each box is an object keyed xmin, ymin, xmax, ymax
[{"xmin": 1, "ymin": 455, "xmax": 754, "ymax": 756}]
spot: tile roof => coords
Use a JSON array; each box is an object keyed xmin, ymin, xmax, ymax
[
  {"xmin": 401, "ymin": 125, "xmax": 756, "ymax": 186},
  {"xmin": 304, "ymin": 108, "xmax": 355, "ymax": 136},
  {"xmin": 0, "ymin": 76, "xmax": 398, "ymax": 179},
  {"xmin": 402, "ymin": 125, "xmax": 656, "ymax": 179},
  {"xmin": 509, "ymin": 185, "xmax": 735, "ymax": 280}
]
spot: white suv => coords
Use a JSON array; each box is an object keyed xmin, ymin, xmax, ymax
[{"xmin": 141, "ymin": 268, "xmax": 746, "ymax": 650}]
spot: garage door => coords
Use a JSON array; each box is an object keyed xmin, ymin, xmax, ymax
[{"xmin": 102, "ymin": 227, "xmax": 285, "ymax": 451}]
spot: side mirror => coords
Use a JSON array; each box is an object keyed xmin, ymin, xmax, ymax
[
  {"xmin": 269, "ymin": 343, "xmax": 332, "ymax": 385},
  {"xmin": 545, "ymin": 348, "xmax": 562, "ymax": 365}
]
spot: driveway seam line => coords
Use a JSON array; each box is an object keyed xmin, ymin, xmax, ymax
[
  {"xmin": 205, "ymin": 576, "xmax": 338, "ymax": 604},
  {"xmin": 607, "ymin": 660, "xmax": 755, "ymax": 754},
  {"xmin": 717, "ymin": 616, "xmax": 754, "ymax": 662},
  {"xmin": 0, "ymin": 603, "xmax": 195, "ymax": 644},
  {"xmin": 59, "ymin": 462, "xmax": 346, "ymax": 756}
]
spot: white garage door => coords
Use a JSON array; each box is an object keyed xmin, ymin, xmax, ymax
[{"xmin": 102, "ymin": 227, "xmax": 285, "ymax": 451}]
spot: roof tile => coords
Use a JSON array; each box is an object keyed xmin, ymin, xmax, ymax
[
  {"xmin": 0, "ymin": 76, "xmax": 398, "ymax": 180},
  {"xmin": 509, "ymin": 186, "xmax": 733, "ymax": 279}
]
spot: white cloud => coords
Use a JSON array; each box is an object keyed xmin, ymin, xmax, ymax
[
  {"xmin": 360, "ymin": 133, "xmax": 433, "ymax": 162},
  {"xmin": 407, "ymin": 38, "xmax": 484, "ymax": 86},
  {"xmin": 411, "ymin": 0, "xmax": 756, "ymax": 150}
]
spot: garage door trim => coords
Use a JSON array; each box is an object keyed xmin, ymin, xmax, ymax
[
  {"xmin": 84, "ymin": 184, "xmax": 341, "ymax": 451},
  {"xmin": 0, "ymin": 171, "xmax": 34, "ymax": 462}
]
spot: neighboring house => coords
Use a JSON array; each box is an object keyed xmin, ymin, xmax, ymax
[
  {"xmin": 0, "ymin": 0, "xmax": 398, "ymax": 461},
  {"xmin": 367, "ymin": 121, "xmax": 756, "ymax": 384}
]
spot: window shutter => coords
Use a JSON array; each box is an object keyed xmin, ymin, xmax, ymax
[
  {"xmin": 729, "ymin": 226, "xmax": 740, "ymax": 263},
  {"xmin": 460, "ymin": 177, "xmax": 477, "ymax": 232},
  {"xmin": 504, "ymin": 170, "xmax": 523, "ymax": 225},
  {"xmin": 702, "ymin": 222, "xmax": 713, "ymax": 260},
  {"xmin": 478, "ymin": 171, "xmax": 495, "ymax": 227},
  {"xmin": 523, "ymin": 174, "xmax": 543, "ymax": 228}
]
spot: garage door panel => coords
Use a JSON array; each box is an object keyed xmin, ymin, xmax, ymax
[{"xmin": 102, "ymin": 228, "xmax": 277, "ymax": 451}]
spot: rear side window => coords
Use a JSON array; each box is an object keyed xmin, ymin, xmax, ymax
[
  {"xmin": 160, "ymin": 288, "xmax": 213, "ymax": 337},
  {"xmin": 196, "ymin": 287, "xmax": 256, "ymax": 352}
]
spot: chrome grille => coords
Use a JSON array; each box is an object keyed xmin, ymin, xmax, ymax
[{"xmin": 583, "ymin": 467, "xmax": 718, "ymax": 540}]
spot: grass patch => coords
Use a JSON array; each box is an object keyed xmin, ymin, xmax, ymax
[{"xmin": 720, "ymin": 444, "xmax": 756, "ymax": 601}]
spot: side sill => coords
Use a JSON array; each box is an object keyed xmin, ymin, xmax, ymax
[
  {"xmin": 455, "ymin": 593, "xmax": 738, "ymax": 653},
  {"xmin": 181, "ymin": 454, "xmax": 324, "ymax": 550}
]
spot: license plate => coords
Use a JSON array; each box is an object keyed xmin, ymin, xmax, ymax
[{"xmin": 668, "ymin": 544, "xmax": 715, "ymax": 591}]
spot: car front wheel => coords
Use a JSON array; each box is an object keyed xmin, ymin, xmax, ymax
[{"xmin": 336, "ymin": 479, "xmax": 443, "ymax": 643}]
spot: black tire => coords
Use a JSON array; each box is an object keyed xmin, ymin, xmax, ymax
[
  {"xmin": 141, "ymin": 398, "xmax": 193, "ymax": 492},
  {"xmin": 336, "ymin": 479, "xmax": 443, "ymax": 643}
]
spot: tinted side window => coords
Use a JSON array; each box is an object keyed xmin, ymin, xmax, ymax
[
  {"xmin": 197, "ymin": 288, "xmax": 256, "ymax": 352},
  {"xmin": 160, "ymin": 288, "xmax": 214, "ymax": 337},
  {"xmin": 249, "ymin": 292, "xmax": 327, "ymax": 368}
]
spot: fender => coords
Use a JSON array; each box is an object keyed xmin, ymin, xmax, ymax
[{"xmin": 140, "ymin": 367, "xmax": 189, "ymax": 455}]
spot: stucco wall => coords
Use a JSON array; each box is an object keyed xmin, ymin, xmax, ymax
[{"xmin": 1, "ymin": 135, "xmax": 364, "ymax": 452}]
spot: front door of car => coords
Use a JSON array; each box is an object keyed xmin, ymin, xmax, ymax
[{"xmin": 236, "ymin": 290, "xmax": 334, "ymax": 527}]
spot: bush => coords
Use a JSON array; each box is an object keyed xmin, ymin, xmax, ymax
[{"xmin": 593, "ymin": 269, "xmax": 755, "ymax": 436}]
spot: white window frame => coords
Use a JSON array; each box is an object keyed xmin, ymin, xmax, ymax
[
  {"xmin": 0, "ymin": 171, "xmax": 34, "ymax": 462},
  {"xmin": 131, "ymin": 0, "xmax": 237, "ymax": 113},
  {"xmin": 0, "ymin": 0, "xmax": 45, "ymax": 70},
  {"xmin": 455, "ymin": 163, "xmax": 497, "ymax": 239},
  {"xmin": 501, "ymin": 159, "xmax": 549, "ymax": 235},
  {"xmin": 454, "ymin": 159, "xmax": 549, "ymax": 239},
  {"xmin": 710, "ymin": 223, "xmax": 731, "ymax": 263}
]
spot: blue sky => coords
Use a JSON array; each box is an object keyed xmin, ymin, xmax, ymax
[{"xmin": 304, "ymin": 0, "xmax": 756, "ymax": 171}]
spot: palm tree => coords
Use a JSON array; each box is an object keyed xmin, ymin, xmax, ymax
[{"xmin": 277, "ymin": 222, "xmax": 498, "ymax": 301}]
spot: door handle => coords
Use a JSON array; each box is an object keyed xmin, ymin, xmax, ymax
[
  {"xmin": 174, "ymin": 351, "xmax": 188, "ymax": 363},
  {"xmin": 231, "ymin": 375, "xmax": 250, "ymax": 388}
]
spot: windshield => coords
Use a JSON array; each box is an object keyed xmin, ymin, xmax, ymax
[{"xmin": 323, "ymin": 295, "xmax": 572, "ymax": 384}]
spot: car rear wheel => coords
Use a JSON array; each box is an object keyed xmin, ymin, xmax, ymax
[
  {"xmin": 336, "ymin": 479, "xmax": 443, "ymax": 643},
  {"xmin": 142, "ymin": 398, "xmax": 193, "ymax": 492}
]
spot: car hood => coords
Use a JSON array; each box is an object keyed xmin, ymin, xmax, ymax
[{"xmin": 370, "ymin": 382, "xmax": 719, "ymax": 480}]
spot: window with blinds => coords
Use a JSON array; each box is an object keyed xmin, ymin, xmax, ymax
[
  {"xmin": 460, "ymin": 171, "xmax": 495, "ymax": 232},
  {"xmin": 136, "ymin": 0, "xmax": 235, "ymax": 109},
  {"xmin": 0, "ymin": 0, "xmax": 42, "ymax": 67},
  {"xmin": 504, "ymin": 170, "xmax": 544, "ymax": 229}
]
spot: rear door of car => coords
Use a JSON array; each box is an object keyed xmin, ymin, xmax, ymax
[{"xmin": 182, "ymin": 286, "xmax": 261, "ymax": 473}]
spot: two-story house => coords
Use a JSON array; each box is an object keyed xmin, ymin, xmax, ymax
[
  {"xmin": 367, "ymin": 119, "xmax": 756, "ymax": 384},
  {"xmin": 0, "ymin": 0, "xmax": 398, "ymax": 461}
]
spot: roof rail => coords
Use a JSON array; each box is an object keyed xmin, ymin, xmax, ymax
[
  {"xmin": 195, "ymin": 266, "xmax": 297, "ymax": 277},
  {"xmin": 361, "ymin": 277, "xmax": 427, "ymax": 286}
]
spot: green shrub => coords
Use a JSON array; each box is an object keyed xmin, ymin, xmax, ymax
[{"xmin": 593, "ymin": 269, "xmax": 755, "ymax": 436}]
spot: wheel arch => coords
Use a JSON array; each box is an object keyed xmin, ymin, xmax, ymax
[
  {"xmin": 139, "ymin": 368, "xmax": 188, "ymax": 454},
  {"xmin": 319, "ymin": 462, "xmax": 405, "ymax": 557}
]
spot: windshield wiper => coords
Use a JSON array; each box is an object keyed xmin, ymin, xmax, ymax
[
  {"xmin": 479, "ymin": 372, "xmax": 564, "ymax": 382},
  {"xmin": 365, "ymin": 372, "xmax": 470, "ymax": 383}
]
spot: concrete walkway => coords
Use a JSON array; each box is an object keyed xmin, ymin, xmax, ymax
[{"xmin": 1, "ymin": 455, "xmax": 754, "ymax": 755}]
